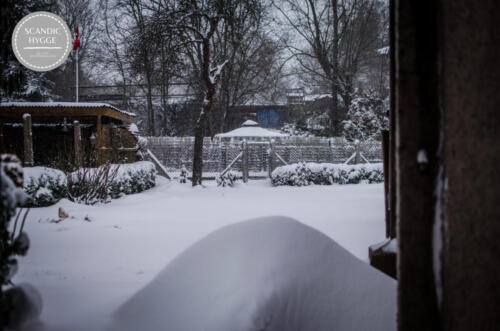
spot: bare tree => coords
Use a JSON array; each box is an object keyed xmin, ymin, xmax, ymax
[
  {"xmin": 213, "ymin": 3, "xmax": 284, "ymax": 132},
  {"xmin": 48, "ymin": 0, "xmax": 99, "ymax": 100},
  {"xmin": 99, "ymin": 0, "xmax": 132, "ymax": 108},
  {"xmin": 274, "ymin": 0, "xmax": 383, "ymax": 135},
  {"xmin": 176, "ymin": 0, "xmax": 227, "ymax": 186},
  {"xmin": 149, "ymin": 0, "xmax": 262, "ymax": 186},
  {"xmin": 117, "ymin": 0, "xmax": 158, "ymax": 136}
]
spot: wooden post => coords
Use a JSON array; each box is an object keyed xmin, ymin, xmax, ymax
[
  {"xmin": 354, "ymin": 140, "xmax": 360, "ymax": 164},
  {"xmin": 74, "ymin": 120, "xmax": 82, "ymax": 168},
  {"xmin": 395, "ymin": 0, "xmax": 441, "ymax": 329},
  {"xmin": 221, "ymin": 144, "xmax": 227, "ymax": 170},
  {"xmin": 23, "ymin": 113, "xmax": 33, "ymax": 166},
  {"xmin": 368, "ymin": 130, "xmax": 397, "ymax": 280},
  {"xmin": 241, "ymin": 140, "xmax": 248, "ymax": 183},
  {"xmin": 268, "ymin": 140, "xmax": 275, "ymax": 178},
  {"xmin": 381, "ymin": 130, "xmax": 390, "ymax": 238},
  {"xmin": 389, "ymin": 0, "xmax": 397, "ymax": 240},
  {"xmin": 440, "ymin": 1, "xmax": 500, "ymax": 329},
  {"xmin": 0, "ymin": 120, "xmax": 4, "ymax": 153},
  {"xmin": 96, "ymin": 115, "xmax": 102, "ymax": 166}
]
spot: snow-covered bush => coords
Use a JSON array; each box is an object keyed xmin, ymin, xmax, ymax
[
  {"xmin": 68, "ymin": 161, "xmax": 156, "ymax": 204},
  {"xmin": 280, "ymin": 123, "xmax": 315, "ymax": 137},
  {"xmin": 1, "ymin": 154, "xmax": 42, "ymax": 328},
  {"xmin": 179, "ymin": 166, "xmax": 188, "ymax": 184},
  {"xmin": 108, "ymin": 161, "xmax": 156, "ymax": 198},
  {"xmin": 216, "ymin": 171, "xmax": 239, "ymax": 187},
  {"xmin": 68, "ymin": 164, "xmax": 119, "ymax": 205},
  {"xmin": 271, "ymin": 162, "xmax": 384, "ymax": 186},
  {"xmin": 342, "ymin": 90, "xmax": 389, "ymax": 141},
  {"xmin": 23, "ymin": 167, "xmax": 67, "ymax": 207},
  {"xmin": 273, "ymin": 162, "xmax": 313, "ymax": 186}
]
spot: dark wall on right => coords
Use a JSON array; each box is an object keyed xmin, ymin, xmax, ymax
[
  {"xmin": 395, "ymin": 1, "xmax": 500, "ymax": 330},
  {"xmin": 440, "ymin": 1, "xmax": 500, "ymax": 329}
]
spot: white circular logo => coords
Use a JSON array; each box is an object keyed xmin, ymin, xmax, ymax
[{"xmin": 11, "ymin": 11, "xmax": 71, "ymax": 72}]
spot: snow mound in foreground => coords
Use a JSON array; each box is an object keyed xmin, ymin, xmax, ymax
[{"xmin": 114, "ymin": 216, "xmax": 396, "ymax": 331}]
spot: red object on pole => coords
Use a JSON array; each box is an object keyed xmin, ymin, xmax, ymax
[
  {"xmin": 74, "ymin": 26, "xmax": 80, "ymax": 102},
  {"xmin": 73, "ymin": 26, "xmax": 80, "ymax": 51}
]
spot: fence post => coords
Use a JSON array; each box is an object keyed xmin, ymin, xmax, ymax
[
  {"xmin": 96, "ymin": 115, "xmax": 103, "ymax": 166},
  {"xmin": 354, "ymin": 140, "xmax": 360, "ymax": 164},
  {"xmin": 74, "ymin": 120, "xmax": 83, "ymax": 167},
  {"xmin": 23, "ymin": 113, "xmax": 34, "ymax": 166},
  {"xmin": 268, "ymin": 139, "xmax": 275, "ymax": 178},
  {"xmin": 241, "ymin": 140, "xmax": 248, "ymax": 183},
  {"xmin": 222, "ymin": 143, "xmax": 227, "ymax": 170}
]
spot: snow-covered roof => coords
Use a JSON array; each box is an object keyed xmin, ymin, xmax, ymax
[
  {"xmin": 241, "ymin": 120, "xmax": 259, "ymax": 127},
  {"xmin": 303, "ymin": 93, "xmax": 332, "ymax": 102},
  {"xmin": 215, "ymin": 124, "xmax": 286, "ymax": 138},
  {"xmin": 0, "ymin": 102, "xmax": 136, "ymax": 117}
]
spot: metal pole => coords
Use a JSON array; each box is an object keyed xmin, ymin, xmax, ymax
[{"xmin": 76, "ymin": 48, "xmax": 79, "ymax": 102}]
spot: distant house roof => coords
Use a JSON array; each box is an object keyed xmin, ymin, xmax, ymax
[
  {"xmin": 0, "ymin": 102, "xmax": 135, "ymax": 123},
  {"xmin": 216, "ymin": 121, "xmax": 286, "ymax": 138},
  {"xmin": 303, "ymin": 94, "xmax": 332, "ymax": 102}
]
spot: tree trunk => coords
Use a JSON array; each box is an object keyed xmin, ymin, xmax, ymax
[
  {"xmin": 330, "ymin": 82, "xmax": 339, "ymax": 136},
  {"xmin": 330, "ymin": 0, "xmax": 340, "ymax": 136},
  {"xmin": 160, "ymin": 78, "xmax": 169, "ymax": 136},
  {"xmin": 160, "ymin": 45, "xmax": 170, "ymax": 136},
  {"xmin": 146, "ymin": 79, "xmax": 155, "ymax": 136},
  {"xmin": 192, "ymin": 86, "xmax": 217, "ymax": 186},
  {"xmin": 220, "ymin": 94, "xmax": 230, "ymax": 133},
  {"xmin": 191, "ymin": 114, "xmax": 206, "ymax": 186},
  {"xmin": 192, "ymin": 37, "xmax": 219, "ymax": 186}
]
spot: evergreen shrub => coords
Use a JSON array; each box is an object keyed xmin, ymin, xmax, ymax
[{"xmin": 271, "ymin": 162, "xmax": 384, "ymax": 186}]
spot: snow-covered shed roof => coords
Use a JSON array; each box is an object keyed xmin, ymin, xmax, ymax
[
  {"xmin": 215, "ymin": 121, "xmax": 286, "ymax": 138},
  {"xmin": 241, "ymin": 119, "xmax": 259, "ymax": 127},
  {"xmin": 0, "ymin": 102, "xmax": 135, "ymax": 123}
]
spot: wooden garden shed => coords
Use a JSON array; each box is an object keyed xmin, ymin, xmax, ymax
[{"xmin": 0, "ymin": 102, "xmax": 138, "ymax": 168}]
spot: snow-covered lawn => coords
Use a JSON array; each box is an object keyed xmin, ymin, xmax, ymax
[{"xmin": 15, "ymin": 178, "xmax": 390, "ymax": 330}]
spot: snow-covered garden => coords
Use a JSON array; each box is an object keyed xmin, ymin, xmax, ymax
[
  {"xmin": 1, "ymin": 0, "xmax": 396, "ymax": 329},
  {"xmin": 13, "ymin": 176, "xmax": 395, "ymax": 331}
]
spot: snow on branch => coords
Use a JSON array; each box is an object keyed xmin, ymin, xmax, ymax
[{"xmin": 209, "ymin": 60, "xmax": 229, "ymax": 85}]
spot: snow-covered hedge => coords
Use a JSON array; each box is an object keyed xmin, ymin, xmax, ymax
[
  {"xmin": 23, "ymin": 167, "xmax": 67, "ymax": 207},
  {"xmin": 271, "ymin": 162, "xmax": 384, "ymax": 186},
  {"xmin": 21, "ymin": 162, "xmax": 157, "ymax": 206},
  {"xmin": 108, "ymin": 161, "xmax": 156, "ymax": 198},
  {"xmin": 69, "ymin": 161, "xmax": 156, "ymax": 204}
]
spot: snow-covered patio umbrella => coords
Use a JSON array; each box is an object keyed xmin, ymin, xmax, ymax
[{"xmin": 215, "ymin": 120, "xmax": 286, "ymax": 140}]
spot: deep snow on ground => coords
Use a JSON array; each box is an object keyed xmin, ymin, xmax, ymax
[
  {"xmin": 14, "ymin": 178, "xmax": 390, "ymax": 330},
  {"xmin": 116, "ymin": 217, "xmax": 396, "ymax": 331}
]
